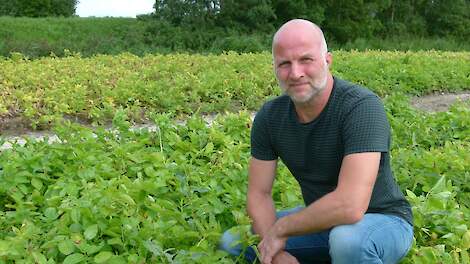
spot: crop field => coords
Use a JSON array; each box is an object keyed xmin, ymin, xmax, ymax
[{"xmin": 0, "ymin": 51, "xmax": 469, "ymax": 263}]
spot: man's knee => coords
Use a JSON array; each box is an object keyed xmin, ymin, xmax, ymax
[{"xmin": 328, "ymin": 225, "xmax": 371, "ymax": 262}]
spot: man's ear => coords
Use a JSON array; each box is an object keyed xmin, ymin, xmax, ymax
[{"xmin": 325, "ymin": 52, "xmax": 333, "ymax": 66}]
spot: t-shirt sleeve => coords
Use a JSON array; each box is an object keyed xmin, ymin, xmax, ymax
[
  {"xmin": 250, "ymin": 105, "xmax": 278, "ymax": 160},
  {"xmin": 342, "ymin": 95, "xmax": 390, "ymax": 155}
]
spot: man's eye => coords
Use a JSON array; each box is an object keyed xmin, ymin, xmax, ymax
[
  {"xmin": 301, "ymin": 58, "xmax": 313, "ymax": 63},
  {"xmin": 278, "ymin": 62, "xmax": 290, "ymax": 67}
]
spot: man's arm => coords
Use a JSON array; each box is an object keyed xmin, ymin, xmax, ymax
[
  {"xmin": 246, "ymin": 157, "xmax": 278, "ymax": 239},
  {"xmin": 248, "ymin": 157, "xmax": 301, "ymax": 264},
  {"xmin": 275, "ymin": 152, "xmax": 380, "ymax": 233},
  {"xmin": 259, "ymin": 152, "xmax": 380, "ymax": 263}
]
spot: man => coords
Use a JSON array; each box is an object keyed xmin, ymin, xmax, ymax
[{"xmin": 221, "ymin": 19, "xmax": 413, "ymax": 264}]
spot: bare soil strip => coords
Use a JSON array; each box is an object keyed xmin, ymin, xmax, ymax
[{"xmin": 411, "ymin": 91, "xmax": 470, "ymax": 112}]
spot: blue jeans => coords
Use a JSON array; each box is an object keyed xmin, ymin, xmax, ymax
[{"xmin": 220, "ymin": 207, "xmax": 413, "ymax": 264}]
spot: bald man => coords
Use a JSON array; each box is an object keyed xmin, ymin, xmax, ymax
[{"xmin": 221, "ymin": 19, "xmax": 413, "ymax": 264}]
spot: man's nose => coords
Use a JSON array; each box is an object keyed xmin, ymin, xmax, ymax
[{"xmin": 290, "ymin": 63, "xmax": 304, "ymax": 79}]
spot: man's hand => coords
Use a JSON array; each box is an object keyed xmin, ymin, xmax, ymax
[
  {"xmin": 258, "ymin": 226, "xmax": 288, "ymax": 264},
  {"xmin": 272, "ymin": 251, "xmax": 299, "ymax": 264}
]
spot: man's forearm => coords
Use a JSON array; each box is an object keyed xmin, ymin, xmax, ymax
[
  {"xmin": 272, "ymin": 190, "xmax": 361, "ymax": 238},
  {"xmin": 247, "ymin": 192, "xmax": 277, "ymax": 239}
]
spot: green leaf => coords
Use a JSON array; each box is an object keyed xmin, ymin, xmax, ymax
[
  {"xmin": 94, "ymin": 251, "xmax": 113, "ymax": 263},
  {"xmin": 107, "ymin": 255, "xmax": 127, "ymax": 264},
  {"xmin": 127, "ymin": 254, "xmax": 141, "ymax": 263},
  {"xmin": 84, "ymin": 225, "xmax": 98, "ymax": 240},
  {"xmin": 58, "ymin": 240, "xmax": 75, "ymax": 255},
  {"xmin": 429, "ymin": 175, "xmax": 446, "ymax": 194},
  {"xmin": 118, "ymin": 194, "xmax": 135, "ymax": 205},
  {"xmin": 63, "ymin": 253, "xmax": 86, "ymax": 264},
  {"xmin": 31, "ymin": 178, "xmax": 43, "ymax": 190},
  {"xmin": 406, "ymin": 189, "xmax": 417, "ymax": 199},
  {"xmin": 71, "ymin": 208, "xmax": 81, "ymax": 223},
  {"xmin": 204, "ymin": 142, "xmax": 214, "ymax": 155},
  {"xmin": 44, "ymin": 207, "xmax": 58, "ymax": 220},
  {"xmin": 143, "ymin": 240, "xmax": 162, "ymax": 256},
  {"xmin": 463, "ymin": 230, "xmax": 470, "ymax": 250},
  {"xmin": 0, "ymin": 240, "xmax": 10, "ymax": 256},
  {"xmin": 70, "ymin": 223, "xmax": 82, "ymax": 233},
  {"xmin": 461, "ymin": 250, "xmax": 470, "ymax": 264},
  {"xmin": 46, "ymin": 196, "xmax": 62, "ymax": 207},
  {"xmin": 32, "ymin": 251, "xmax": 48, "ymax": 264},
  {"xmin": 107, "ymin": 238, "xmax": 122, "ymax": 246},
  {"xmin": 76, "ymin": 242, "xmax": 103, "ymax": 255},
  {"xmin": 427, "ymin": 197, "xmax": 445, "ymax": 210},
  {"xmin": 417, "ymin": 247, "xmax": 438, "ymax": 263},
  {"xmin": 144, "ymin": 166, "xmax": 156, "ymax": 177}
]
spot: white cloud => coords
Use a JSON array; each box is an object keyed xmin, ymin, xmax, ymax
[{"xmin": 76, "ymin": 0, "xmax": 154, "ymax": 17}]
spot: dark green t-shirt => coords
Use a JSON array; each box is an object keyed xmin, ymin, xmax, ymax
[{"xmin": 251, "ymin": 77, "xmax": 413, "ymax": 225}]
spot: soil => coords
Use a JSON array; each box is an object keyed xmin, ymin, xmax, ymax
[{"xmin": 411, "ymin": 91, "xmax": 470, "ymax": 112}]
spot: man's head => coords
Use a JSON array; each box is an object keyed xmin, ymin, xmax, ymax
[{"xmin": 272, "ymin": 19, "xmax": 332, "ymax": 104}]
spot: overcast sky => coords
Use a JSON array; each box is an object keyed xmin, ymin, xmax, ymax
[{"xmin": 76, "ymin": 0, "xmax": 154, "ymax": 18}]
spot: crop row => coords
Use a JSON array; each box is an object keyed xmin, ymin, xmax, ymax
[{"xmin": 1, "ymin": 51, "xmax": 469, "ymax": 129}]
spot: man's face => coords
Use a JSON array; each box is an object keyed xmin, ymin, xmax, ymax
[{"xmin": 273, "ymin": 33, "xmax": 330, "ymax": 104}]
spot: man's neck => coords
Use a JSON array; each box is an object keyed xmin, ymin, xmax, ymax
[{"xmin": 294, "ymin": 75, "xmax": 334, "ymax": 123}]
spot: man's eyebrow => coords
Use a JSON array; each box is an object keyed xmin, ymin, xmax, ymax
[
  {"xmin": 275, "ymin": 52, "xmax": 316, "ymax": 65},
  {"xmin": 300, "ymin": 53, "xmax": 315, "ymax": 58},
  {"xmin": 276, "ymin": 59, "xmax": 290, "ymax": 65}
]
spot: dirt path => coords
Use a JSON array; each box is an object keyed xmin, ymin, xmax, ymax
[{"xmin": 411, "ymin": 91, "xmax": 470, "ymax": 112}]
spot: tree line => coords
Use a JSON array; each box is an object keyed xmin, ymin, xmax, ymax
[
  {"xmin": 149, "ymin": 0, "xmax": 469, "ymax": 42},
  {"xmin": 1, "ymin": 0, "xmax": 468, "ymax": 41}
]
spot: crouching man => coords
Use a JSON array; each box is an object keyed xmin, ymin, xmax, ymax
[{"xmin": 220, "ymin": 19, "xmax": 413, "ymax": 264}]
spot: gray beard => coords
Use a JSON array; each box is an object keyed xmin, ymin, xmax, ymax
[{"xmin": 285, "ymin": 78, "xmax": 327, "ymax": 104}]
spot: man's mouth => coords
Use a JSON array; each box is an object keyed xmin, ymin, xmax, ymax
[{"xmin": 290, "ymin": 82, "xmax": 309, "ymax": 87}]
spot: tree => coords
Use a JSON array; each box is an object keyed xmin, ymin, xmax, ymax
[
  {"xmin": 0, "ymin": 0, "xmax": 77, "ymax": 17},
  {"xmin": 377, "ymin": 0, "xmax": 428, "ymax": 36},
  {"xmin": 424, "ymin": 0, "xmax": 470, "ymax": 39},
  {"xmin": 50, "ymin": 0, "xmax": 78, "ymax": 16},
  {"xmin": 0, "ymin": 0, "xmax": 19, "ymax": 16},
  {"xmin": 152, "ymin": 0, "xmax": 275, "ymax": 32},
  {"xmin": 216, "ymin": 0, "xmax": 275, "ymax": 32},
  {"xmin": 153, "ymin": 0, "xmax": 219, "ymax": 28},
  {"xmin": 271, "ymin": 0, "xmax": 325, "ymax": 27},
  {"xmin": 323, "ymin": 0, "xmax": 389, "ymax": 43}
]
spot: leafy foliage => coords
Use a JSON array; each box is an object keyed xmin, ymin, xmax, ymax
[
  {"xmin": 1, "ymin": 51, "xmax": 468, "ymax": 129},
  {"xmin": 385, "ymin": 97, "xmax": 470, "ymax": 263},
  {"xmin": 0, "ymin": 50, "xmax": 469, "ymax": 263},
  {"xmin": 0, "ymin": 112, "xmax": 255, "ymax": 263},
  {"xmin": 0, "ymin": 99, "xmax": 469, "ymax": 262}
]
